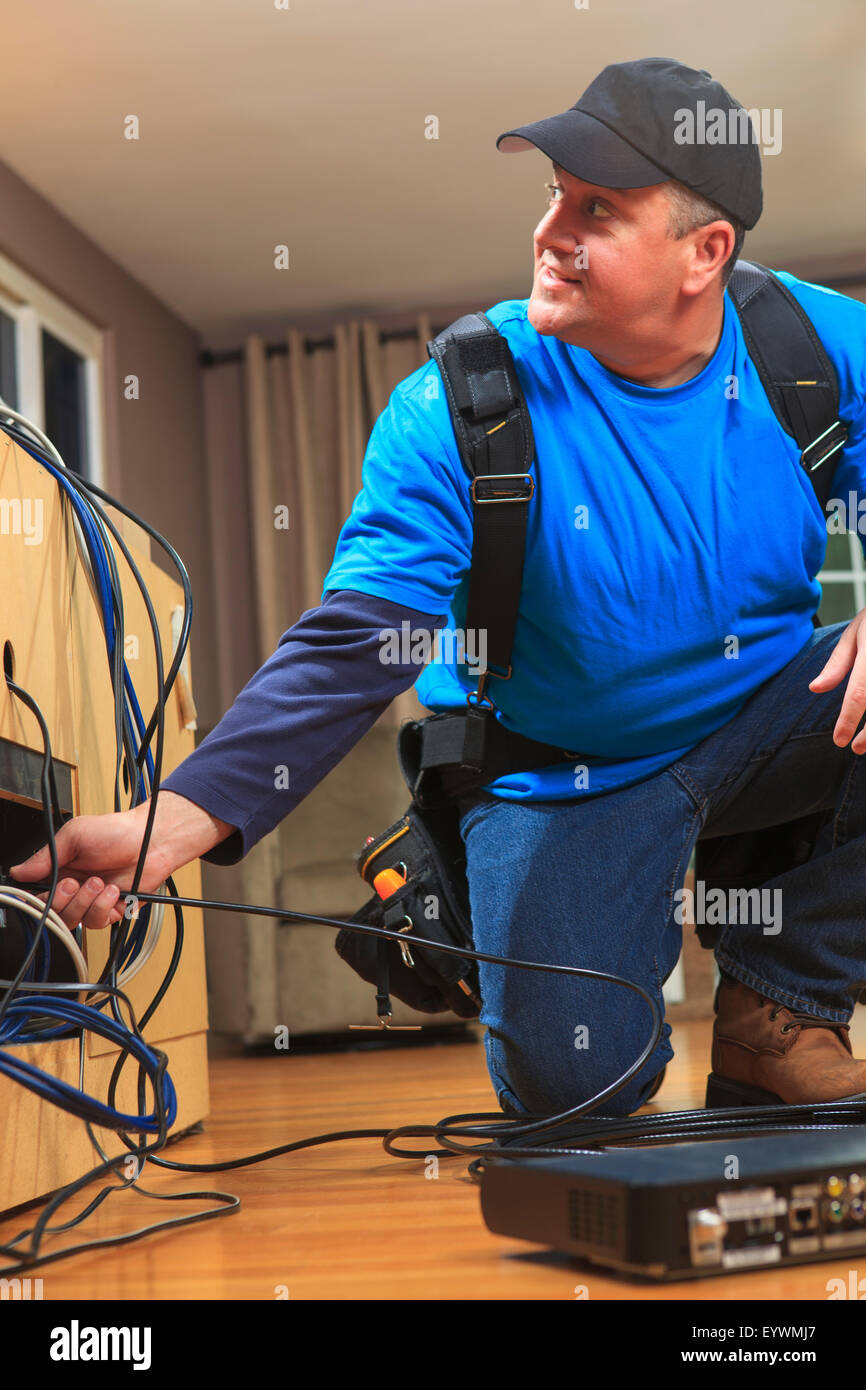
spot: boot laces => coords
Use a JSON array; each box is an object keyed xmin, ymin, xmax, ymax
[
  {"xmin": 767, "ymin": 1000, "xmax": 848, "ymax": 1035},
  {"xmin": 787, "ymin": 1014, "xmax": 846, "ymax": 1033}
]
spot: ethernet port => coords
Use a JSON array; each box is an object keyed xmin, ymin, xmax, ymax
[
  {"xmin": 743, "ymin": 1215, "xmax": 777, "ymax": 1243},
  {"xmin": 789, "ymin": 1198, "xmax": 819, "ymax": 1233}
]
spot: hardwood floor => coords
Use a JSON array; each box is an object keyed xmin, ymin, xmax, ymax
[{"xmin": 3, "ymin": 1012, "xmax": 866, "ymax": 1301}]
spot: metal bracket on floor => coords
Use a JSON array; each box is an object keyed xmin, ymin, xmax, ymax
[{"xmin": 348, "ymin": 1018, "xmax": 423, "ymax": 1031}]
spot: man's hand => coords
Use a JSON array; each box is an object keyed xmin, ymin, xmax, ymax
[
  {"xmin": 809, "ymin": 609, "xmax": 866, "ymax": 753},
  {"xmin": 6, "ymin": 791, "xmax": 237, "ymax": 931}
]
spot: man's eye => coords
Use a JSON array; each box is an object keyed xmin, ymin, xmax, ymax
[{"xmin": 544, "ymin": 185, "xmax": 612, "ymax": 217}]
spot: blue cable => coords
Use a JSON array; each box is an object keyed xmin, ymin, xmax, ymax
[
  {"xmin": 16, "ymin": 444, "xmax": 116, "ymax": 642},
  {"xmin": 15, "ymin": 434, "xmax": 156, "ymax": 876},
  {"xmin": 118, "ymin": 904, "xmax": 152, "ymax": 974},
  {"xmin": 124, "ymin": 673, "xmax": 156, "ymax": 794},
  {"xmin": 0, "ymin": 997, "xmax": 177, "ymax": 1131},
  {"xmin": 14, "ymin": 442, "xmax": 155, "ymax": 792},
  {"xmin": 1, "ymin": 429, "xmax": 175, "ymax": 1122}
]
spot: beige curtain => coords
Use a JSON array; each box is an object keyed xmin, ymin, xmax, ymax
[
  {"xmin": 243, "ymin": 316, "xmax": 433, "ymax": 718},
  {"xmin": 202, "ymin": 312, "xmax": 448, "ymax": 1036}
]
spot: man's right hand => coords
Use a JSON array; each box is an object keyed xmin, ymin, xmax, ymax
[{"xmin": 6, "ymin": 791, "xmax": 237, "ymax": 931}]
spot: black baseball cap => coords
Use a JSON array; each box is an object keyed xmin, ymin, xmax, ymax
[{"xmin": 496, "ymin": 57, "xmax": 763, "ymax": 230}]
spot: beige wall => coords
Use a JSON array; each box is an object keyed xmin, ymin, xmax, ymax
[{"xmin": 0, "ymin": 157, "xmax": 220, "ymax": 731}]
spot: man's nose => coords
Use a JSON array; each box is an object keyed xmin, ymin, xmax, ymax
[{"xmin": 534, "ymin": 207, "xmax": 577, "ymax": 252}]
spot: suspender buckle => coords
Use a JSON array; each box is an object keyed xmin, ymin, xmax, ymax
[
  {"xmin": 466, "ymin": 663, "xmax": 512, "ymax": 708},
  {"xmin": 470, "ymin": 473, "xmax": 534, "ymax": 504},
  {"xmin": 800, "ymin": 419, "xmax": 848, "ymax": 474}
]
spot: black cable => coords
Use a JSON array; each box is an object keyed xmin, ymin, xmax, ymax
[
  {"xmin": 0, "ymin": 733, "xmax": 669, "ymax": 1271},
  {"xmin": 29, "ymin": 883, "xmax": 665, "ymax": 1135},
  {"xmin": 69, "ymin": 467, "xmax": 193, "ymax": 776},
  {"xmin": 1, "ymin": 419, "xmax": 142, "ymax": 817},
  {"xmin": 0, "ymin": 423, "xmax": 166, "ymax": 983},
  {"xmin": 15, "ymin": 852, "xmax": 866, "ymax": 1183},
  {"xmin": 104, "ymin": 878, "xmax": 185, "ymax": 1133},
  {"xmin": 5, "ymin": 424, "xmax": 863, "ymax": 1276},
  {"xmin": 76, "ymin": 887, "xmax": 866, "ymax": 1173},
  {"xmin": 64, "ymin": 484, "xmax": 170, "ymax": 980},
  {"xmin": 0, "ymin": 973, "xmax": 232, "ymax": 1269},
  {"xmin": 0, "ymin": 433, "xmax": 229, "ymax": 1267},
  {"xmin": 0, "ymin": 438, "xmax": 221, "ymax": 1271},
  {"xmin": 0, "ymin": 678, "xmax": 62, "ymax": 1033}
]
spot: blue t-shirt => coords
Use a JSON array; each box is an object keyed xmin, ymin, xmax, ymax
[{"xmin": 321, "ymin": 271, "xmax": 866, "ymax": 802}]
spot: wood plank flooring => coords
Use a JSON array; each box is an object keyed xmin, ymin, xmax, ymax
[{"xmin": 2, "ymin": 1013, "xmax": 865, "ymax": 1300}]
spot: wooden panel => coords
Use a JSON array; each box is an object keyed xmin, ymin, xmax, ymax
[
  {"xmin": 0, "ymin": 437, "xmax": 210, "ymax": 1215},
  {"xmin": 0, "ymin": 433, "xmax": 77, "ymax": 765},
  {"xmin": 74, "ymin": 516, "xmax": 208, "ymax": 1053},
  {"xmin": 0, "ymin": 1031, "xmax": 209, "ymax": 1211},
  {"xmin": 84, "ymin": 856, "xmax": 209, "ymax": 1058}
]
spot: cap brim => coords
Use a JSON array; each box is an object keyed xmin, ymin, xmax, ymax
[{"xmin": 496, "ymin": 108, "xmax": 673, "ymax": 188}]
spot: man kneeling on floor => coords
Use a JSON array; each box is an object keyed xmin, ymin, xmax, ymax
[{"xmin": 12, "ymin": 58, "xmax": 866, "ymax": 1118}]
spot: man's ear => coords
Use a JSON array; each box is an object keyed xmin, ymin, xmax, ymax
[{"xmin": 682, "ymin": 220, "xmax": 735, "ymax": 295}]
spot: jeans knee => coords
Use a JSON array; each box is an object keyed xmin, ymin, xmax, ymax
[{"xmin": 484, "ymin": 1025, "xmax": 672, "ymax": 1119}]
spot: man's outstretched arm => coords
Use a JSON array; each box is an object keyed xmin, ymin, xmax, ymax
[{"xmin": 9, "ymin": 589, "xmax": 447, "ymax": 928}]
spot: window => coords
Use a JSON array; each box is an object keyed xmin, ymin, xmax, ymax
[
  {"xmin": 815, "ymin": 282, "xmax": 866, "ymax": 627},
  {"xmin": 42, "ymin": 329, "xmax": 89, "ymax": 477},
  {"xmin": 0, "ymin": 308, "xmax": 17, "ymax": 410},
  {"xmin": 0, "ymin": 252, "xmax": 103, "ymax": 484},
  {"xmin": 818, "ymin": 528, "xmax": 866, "ymax": 626}
]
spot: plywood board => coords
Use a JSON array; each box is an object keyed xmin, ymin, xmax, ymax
[{"xmin": 0, "ymin": 438, "xmax": 210, "ymax": 1215}]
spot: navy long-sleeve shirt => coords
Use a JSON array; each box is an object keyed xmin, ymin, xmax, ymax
[{"xmin": 160, "ymin": 589, "xmax": 447, "ymax": 865}]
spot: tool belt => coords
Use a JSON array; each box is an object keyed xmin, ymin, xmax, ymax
[
  {"xmin": 397, "ymin": 707, "xmax": 582, "ymax": 809},
  {"xmin": 334, "ymin": 709, "xmax": 582, "ymax": 1022}
]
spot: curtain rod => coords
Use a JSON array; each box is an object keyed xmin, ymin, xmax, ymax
[
  {"xmin": 200, "ymin": 321, "xmax": 452, "ymax": 369},
  {"xmin": 199, "ymin": 270, "xmax": 866, "ymax": 369}
]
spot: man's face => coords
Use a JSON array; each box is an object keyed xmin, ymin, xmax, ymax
[{"xmin": 527, "ymin": 163, "xmax": 693, "ymax": 360}]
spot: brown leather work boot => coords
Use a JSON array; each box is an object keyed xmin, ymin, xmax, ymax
[{"xmin": 706, "ymin": 976, "xmax": 866, "ymax": 1107}]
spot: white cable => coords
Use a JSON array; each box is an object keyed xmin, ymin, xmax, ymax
[
  {"xmin": 113, "ymin": 891, "xmax": 166, "ymax": 987},
  {"xmin": 0, "ymin": 883, "xmax": 167, "ymax": 997},
  {"xmin": 0, "ymin": 887, "xmax": 88, "ymax": 996},
  {"xmin": 0, "ymin": 397, "xmax": 67, "ymax": 469}
]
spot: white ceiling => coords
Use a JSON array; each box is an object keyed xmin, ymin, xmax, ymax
[{"xmin": 0, "ymin": 0, "xmax": 864, "ymax": 343}]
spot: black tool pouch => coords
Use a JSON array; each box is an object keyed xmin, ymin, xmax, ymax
[
  {"xmin": 333, "ymin": 761, "xmax": 482, "ymax": 1020},
  {"xmin": 334, "ymin": 700, "xmax": 580, "ymax": 1019}
]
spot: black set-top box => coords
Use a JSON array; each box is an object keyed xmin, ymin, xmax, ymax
[{"xmin": 479, "ymin": 1128, "xmax": 866, "ymax": 1281}]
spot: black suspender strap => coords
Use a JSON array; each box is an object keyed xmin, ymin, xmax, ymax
[
  {"xmin": 728, "ymin": 260, "xmax": 848, "ymax": 514},
  {"xmin": 427, "ymin": 314, "xmax": 534, "ymax": 701},
  {"xmin": 399, "ymin": 313, "xmax": 547, "ymax": 805}
]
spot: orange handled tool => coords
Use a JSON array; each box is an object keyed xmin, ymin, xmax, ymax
[
  {"xmin": 373, "ymin": 867, "xmax": 406, "ymax": 899},
  {"xmin": 371, "ymin": 865, "xmax": 415, "ymax": 970}
]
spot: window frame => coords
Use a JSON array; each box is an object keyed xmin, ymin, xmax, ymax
[
  {"xmin": 819, "ymin": 529, "xmax": 866, "ymax": 618},
  {"xmin": 0, "ymin": 250, "xmax": 104, "ymax": 486}
]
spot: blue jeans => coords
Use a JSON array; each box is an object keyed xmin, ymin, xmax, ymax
[{"xmin": 457, "ymin": 621, "xmax": 866, "ymax": 1118}]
